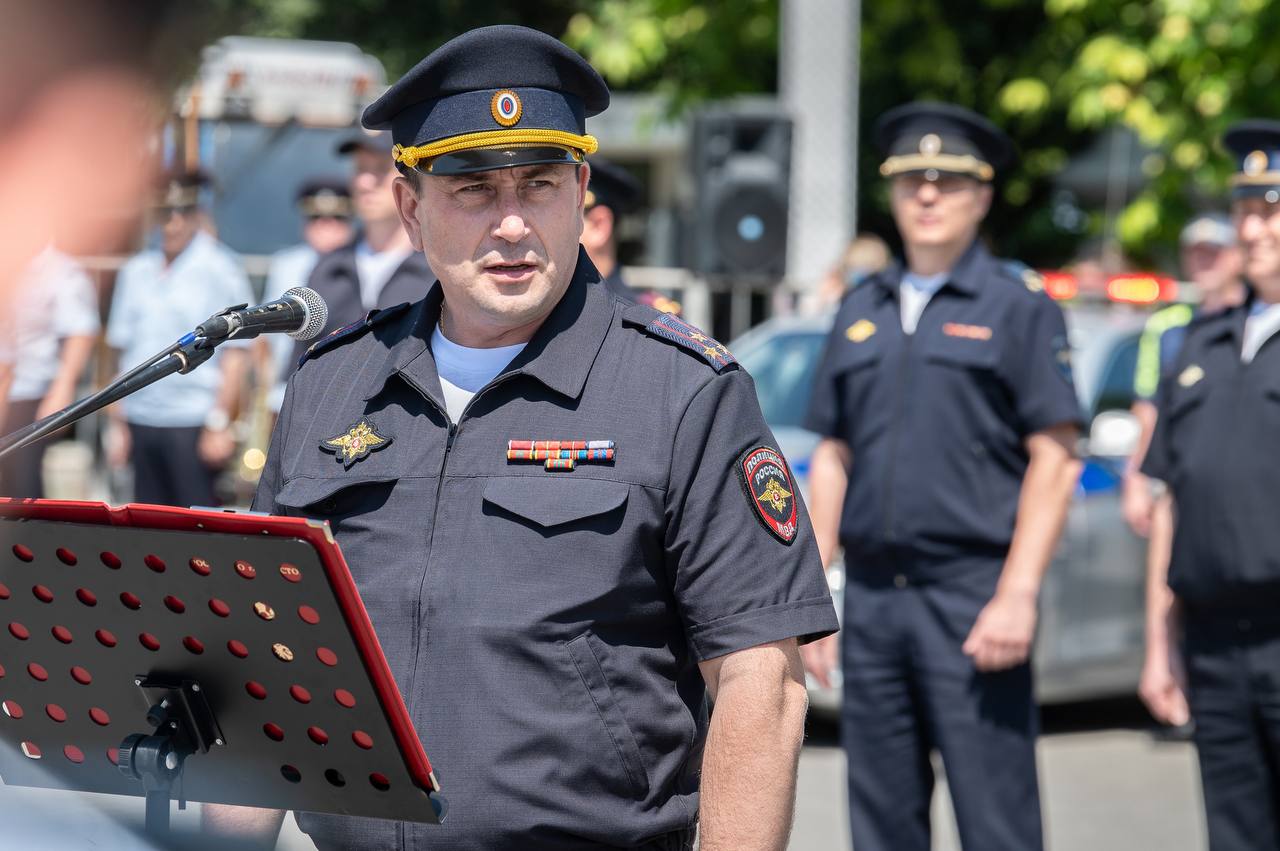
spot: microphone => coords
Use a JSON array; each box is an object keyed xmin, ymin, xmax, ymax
[{"xmin": 196, "ymin": 286, "xmax": 328, "ymax": 341}]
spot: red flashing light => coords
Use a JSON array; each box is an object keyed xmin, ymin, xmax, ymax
[
  {"xmin": 1041, "ymin": 271, "xmax": 1078, "ymax": 301},
  {"xmin": 1106, "ymin": 274, "xmax": 1176, "ymax": 304}
]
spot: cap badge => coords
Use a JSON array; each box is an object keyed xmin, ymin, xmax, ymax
[
  {"xmin": 846, "ymin": 319, "xmax": 877, "ymax": 343},
  {"xmin": 1245, "ymin": 150, "xmax": 1269, "ymax": 176},
  {"xmin": 321, "ymin": 418, "xmax": 392, "ymax": 468},
  {"xmin": 1178, "ymin": 364, "xmax": 1205, "ymax": 388},
  {"xmin": 507, "ymin": 440, "xmax": 615, "ymax": 471},
  {"xmin": 491, "ymin": 90, "xmax": 523, "ymax": 127},
  {"xmin": 737, "ymin": 446, "xmax": 798, "ymax": 545},
  {"xmin": 919, "ymin": 133, "xmax": 942, "ymax": 156}
]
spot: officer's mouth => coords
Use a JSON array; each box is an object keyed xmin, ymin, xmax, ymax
[{"xmin": 484, "ymin": 261, "xmax": 540, "ymax": 282}]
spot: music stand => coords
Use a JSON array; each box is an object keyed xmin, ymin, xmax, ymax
[{"xmin": 0, "ymin": 499, "xmax": 444, "ymax": 841}]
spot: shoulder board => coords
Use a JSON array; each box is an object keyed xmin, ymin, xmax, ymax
[
  {"xmin": 297, "ymin": 302, "xmax": 411, "ymax": 368},
  {"xmin": 625, "ymin": 306, "xmax": 737, "ymax": 372},
  {"xmin": 999, "ymin": 260, "xmax": 1044, "ymax": 293}
]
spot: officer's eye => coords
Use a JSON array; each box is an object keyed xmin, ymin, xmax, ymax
[{"xmin": 457, "ymin": 183, "xmax": 491, "ymax": 195}]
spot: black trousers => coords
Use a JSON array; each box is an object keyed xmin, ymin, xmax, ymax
[
  {"xmin": 128, "ymin": 423, "xmax": 219, "ymax": 508},
  {"xmin": 841, "ymin": 558, "xmax": 1042, "ymax": 851},
  {"xmin": 1184, "ymin": 614, "xmax": 1280, "ymax": 850},
  {"xmin": 0, "ymin": 399, "xmax": 45, "ymax": 498}
]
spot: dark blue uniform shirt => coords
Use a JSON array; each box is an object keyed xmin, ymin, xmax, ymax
[
  {"xmin": 257, "ymin": 249, "xmax": 837, "ymax": 850},
  {"xmin": 804, "ymin": 242, "xmax": 1082, "ymax": 568},
  {"xmin": 1142, "ymin": 300, "xmax": 1280, "ymax": 613}
]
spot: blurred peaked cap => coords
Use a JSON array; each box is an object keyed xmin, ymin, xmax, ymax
[
  {"xmin": 153, "ymin": 168, "xmax": 211, "ymax": 209},
  {"xmin": 360, "ymin": 25, "xmax": 610, "ymax": 176},
  {"xmin": 872, "ymin": 101, "xmax": 1013, "ymax": 182},
  {"xmin": 1223, "ymin": 119, "xmax": 1280, "ymax": 198},
  {"xmin": 585, "ymin": 157, "xmax": 642, "ymax": 213},
  {"xmin": 1179, "ymin": 213, "xmax": 1235, "ymax": 248},
  {"xmin": 296, "ymin": 177, "xmax": 352, "ymax": 218},
  {"xmin": 336, "ymin": 128, "xmax": 395, "ymax": 156}
]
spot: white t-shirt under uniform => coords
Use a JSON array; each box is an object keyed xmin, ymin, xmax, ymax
[
  {"xmin": 430, "ymin": 324, "xmax": 526, "ymax": 422},
  {"xmin": 899, "ymin": 271, "xmax": 949, "ymax": 335}
]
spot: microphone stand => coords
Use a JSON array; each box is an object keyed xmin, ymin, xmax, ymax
[{"xmin": 0, "ymin": 332, "xmax": 225, "ymax": 463}]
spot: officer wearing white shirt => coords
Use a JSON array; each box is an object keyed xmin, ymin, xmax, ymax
[
  {"xmin": 0, "ymin": 247, "xmax": 99, "ymax": 497},
  {"xmin": 104, "ymin": 171, "xmax": 253, "ymax": 507}
]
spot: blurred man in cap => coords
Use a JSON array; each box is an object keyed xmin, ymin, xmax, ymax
[
  {"xmin": 206, "ymin": 23, "xmax": 835, "ymax": 851},
  {"xmin": 262, "ymin": 177, "xmax": 354, "ymax": 413},
  {"xmin": 1123, "ymin": 213, "xmax": 1244, "ymax": 537},
  {"xmin": 581, "ymin": 155, "xmax": 680, "ymax": 313},
  {"xmin": 803, "ymin": 101, "xmax": 1083, "ymax": 851},
  {"xmin": 1141, "ymin": 120, "xmax": 1280, "ymax": 849},
  {"xmin": 104, "ymin": 171, "xmax": 253, "ymax": 507},
  {"xmin": 290, "ymin": 130, "xmax": 434, "ymax": 370}
]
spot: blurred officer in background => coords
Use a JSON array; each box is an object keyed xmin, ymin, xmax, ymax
[
  {"xmin": 292, "ymin": 130, "xmax": 434, "ymax": 369},
  {"xmin": 262, "ymin": 177, "xmax": 353, "ymax": 413},
  {"xmin": 105, "ymin": 171, "xmax": 253, "ymax": 507},
  {"xmin": 0, "ymin": 247, "xmax": 99, "ymax": 497},
  {"xmin": 1122, "ymin": 213, "xmax": 1245, "ymax": 537},
  {"xmin": 802, "ymin": 102, "xmax": 1083, "ymax": 851},
  {"xmin": 1140, "ymin": 120, "xmax": 1280, "ymax": 850},
  {"xmin": 581, "ymin": 155, "xmax": 680, "ymax": 313}
]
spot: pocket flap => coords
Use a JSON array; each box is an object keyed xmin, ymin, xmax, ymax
[
  {"xmin": 482, "ymin": 477, "xmax": 629, "ymax": 528},
  {"xmin": 275, "ymin": 476, "xmax": 398, "ymax": 511},
  {"xmin": 925, "ymin": 335, "xmax": 999, "ymax": 369}
]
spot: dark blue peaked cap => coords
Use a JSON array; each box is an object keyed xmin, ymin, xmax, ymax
[
  {"xmin": 362, "ymin": 25, "xmax": 610, "ymax": 176},
  {"xmin": 873, "ymin": 101, "xmax": 1013, "ymax": 182},
  {"xmin": 1223, "ymin": 120, "xmax": 1280, "ymax": 199}
]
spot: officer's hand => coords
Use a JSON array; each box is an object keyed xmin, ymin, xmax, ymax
[
  {"xmin": 105, "ymin": 420, "xmax": 130, "ymax": 470},
  {"xmin": 1138, "ymin": 644, "xmax": 1191, "ymax": 726},
  {"xmin": 799, "ymin": 632, "xmax": 839, "ymax": 689},
  {"xmin": 1122, "ymin": 471, "xmax": 1153, "ymax": 538},
  {"xmin": 962, "ymin": 591, "xmax": 1037, "ymax": 672},
  {"xmin": 197, "ymin": 426, "xmax": 236, "ymax": 468}
]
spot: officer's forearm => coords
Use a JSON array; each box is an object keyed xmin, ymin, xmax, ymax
[
  {"xmin": 808, "ymin": 438, "xmax": 851, "ymax": 569},
  {"xmin": 1144, "ymin": 493, "xmax": 1179, "ymax": 648},
  {"xmin": 697, "ymin": 639, "xmax": 807, "ymax": 851},
  {"xmin": 999, "ymin": 426, "xmax": 1082, "ymax": 597}
]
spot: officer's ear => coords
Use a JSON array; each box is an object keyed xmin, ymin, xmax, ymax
[
  {"xmin": 391, "ymin": 174, "xmax": 426, "ymax": 252},
  {"xmin": 975, "ymin": 181, "xmax": 994, "ymax": 219}
]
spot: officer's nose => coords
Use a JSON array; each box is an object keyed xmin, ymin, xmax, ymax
[
  {"xmin": 493, "ymin": 212, "xmax": 530, "ymax": 244},
  {"xmin": 915, "ymin": 181, "xmax": 940, "ymax": 205},
  {"xmin": 1238, "ymin": 212, "xmax": 1268, "ymax": 243}
]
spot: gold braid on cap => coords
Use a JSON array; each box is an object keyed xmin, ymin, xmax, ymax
[
  {"xmin": 1231, "ymin": 172, "xmax": 1280, "ymax": 187},
  {"xmin": 879, "ymin": 153, "xmax": 994, "ymax": 181},
  {"xmin": 392, "ymin": 129, "xmax": 599, "ymax": 169}
]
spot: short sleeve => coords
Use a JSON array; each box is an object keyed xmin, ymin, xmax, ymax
[
  {"xmin": 802, "ymin": 321, "xmax": 848, "ymax": 438},
  {"xmin": 1009, "ymin": 295, "xmax": 1084, "ymax": 435},
  {"xmin": 104, "ymin": 264, "xmax": 137, "ymax": 350},
  {"xmin": 666, "ymin": 368, "xmax": 838, "ymax": 662},
  {"xmin": 1141, "ymin": 372, "xmax": 1175, "ymax": 483},
  {"xmin": 50, "ymin": 260, "xmax": 100, "ymax": 338}
]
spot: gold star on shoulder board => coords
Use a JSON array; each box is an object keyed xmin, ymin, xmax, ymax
[{"xmin": 321, "ymin": 419, "xmax": 392, "ymax": 468}]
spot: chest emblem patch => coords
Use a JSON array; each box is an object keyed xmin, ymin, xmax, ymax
[
  {"xmin": 737, "ymin": 446, "xmax": 798, "ymax": 545},
  {"xmin": 1178, "ymin": 364, "xmax": 1205, "ymax": 388},
  {"xmin": 507, "ymin": 439, "xmax": 615, "ymax": 471},
  {"xmin": 321, "ymin": 419, "xmax": 392, "ymax": 468},
  {"xmin": 846, "ymin": 319, "xmax": 877, "ymax": 343},
  {"xmin": 942, "ymin": 322, "xmax": 993, "ymax": 341}
]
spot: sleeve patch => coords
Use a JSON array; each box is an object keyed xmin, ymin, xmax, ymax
[
  {"xmin": 644, "ymin": 313, "xmax": 737, "ymax": 372},
  {"xmin": 736, "ymin": 446, "xmax": 798, "ymax": 545}
]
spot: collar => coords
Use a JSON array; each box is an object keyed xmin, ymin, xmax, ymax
[
  {"xmin": 363, "ymin": 247, "xmax": 614, "ymax": 405},
  {"xmin": 869, "ymin": 240, "xmax": 989, "ymax": 299}
]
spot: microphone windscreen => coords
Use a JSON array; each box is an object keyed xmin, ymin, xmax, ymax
[{"xmin": 285, "ymin": 286, "xmax": 329, "ymax": 340}]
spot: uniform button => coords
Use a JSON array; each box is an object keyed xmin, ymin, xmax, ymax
[
  {"xmin": 893, "ymin": 574, "xmax": 908, "ymax": 589},
  {"xmin": 970, "ymin": 441, "xmax": 986, "ymax": 457}
]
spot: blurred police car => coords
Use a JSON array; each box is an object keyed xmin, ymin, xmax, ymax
[{"xmin": 732, "ymin": 280, "xmax": 1162, "ymax": 716}]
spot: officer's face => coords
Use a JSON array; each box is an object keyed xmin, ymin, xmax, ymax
[
  {"xmin": 158, "ymin": 206, "xmax": 200, "ymax": 259},
  {"xmin": 351, "ymin": 148, "xmax": 400, "ymax": 225},
  {"xmin": 889, "ymin": 173, "xmax": 991, "ymax": 250},
  {"xmin": 1233, "ymin": 196, "xmax": 1280, "ymax": 298},
  {"xmin": 1180, "ymin": 241, "xmax": 1241, "ymax": 297},
  {"xmin": 394, "ymin": 162, "xmax": 587, "ymax": 335}
]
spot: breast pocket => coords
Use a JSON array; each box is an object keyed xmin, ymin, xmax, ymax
[
  {"xmin": 481, "ymin": 476, "xmax": 630, "ymax": 532},
  {"xmin": 925, "ymin": 336, "xmax": 1000, "ymax": 372},
  {"xmin": 273, "ymin": 476, "xmax": 399, "ymax": 520}
]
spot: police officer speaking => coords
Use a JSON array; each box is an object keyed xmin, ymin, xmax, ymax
[
  {"xmin": 203, "ymin": 25, "xmax": 837, "ymax": 851},
  {"xmin": 800, "ymin": 102, "xmax": 1083, "ymax": 851},
  {"xmin": 1140, "ymin": 120, "xmax": 1280, "ymax": 849}
]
